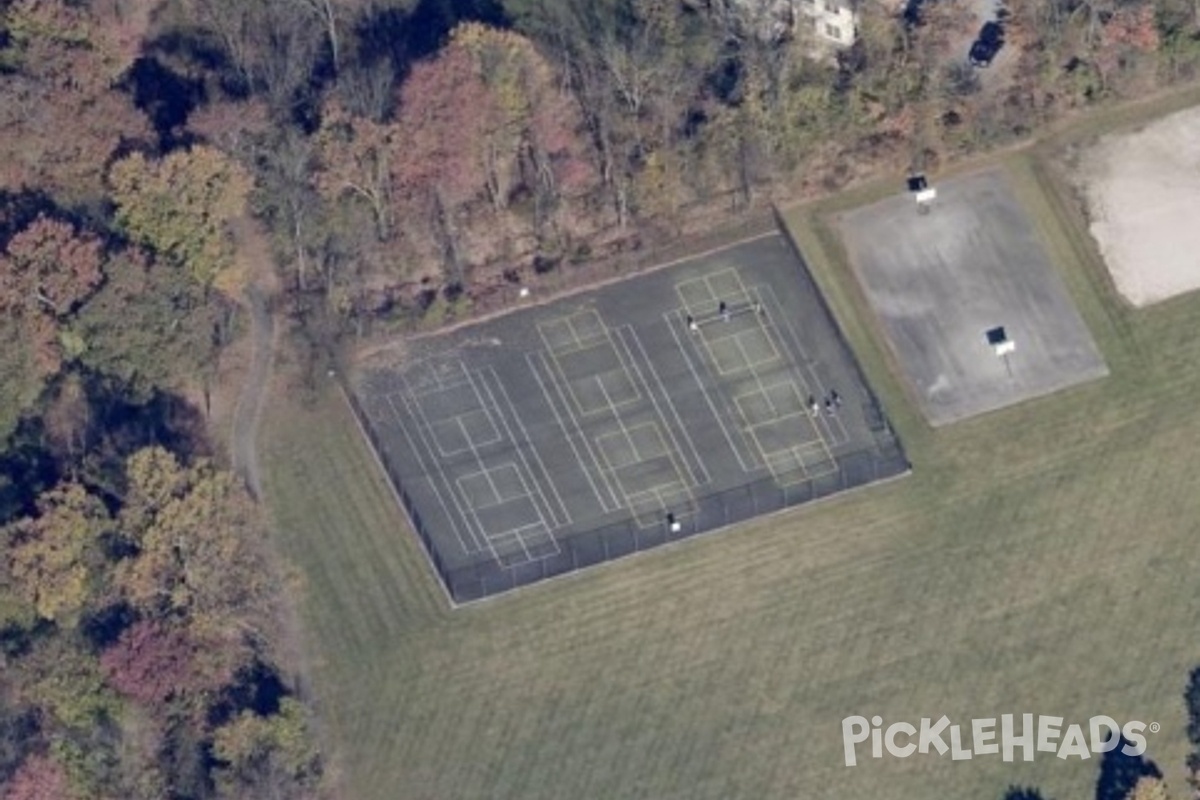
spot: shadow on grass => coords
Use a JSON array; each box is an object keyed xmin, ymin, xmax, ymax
[{"xmin": 1095, "ymin": 734, "xmax": 1161, "ymax": 800}]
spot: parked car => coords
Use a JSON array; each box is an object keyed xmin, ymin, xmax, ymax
[{"xmin": 969, "ymin": 21, "xmax": 1004, "ymax": 67}]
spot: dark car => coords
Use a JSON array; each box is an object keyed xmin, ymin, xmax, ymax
[{"xmin": 969, "ymin": 21, "xmax": 1004, "ymax": 67}]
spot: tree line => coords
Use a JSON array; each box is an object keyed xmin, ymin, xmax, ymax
[
  {"xmin": 5, "ymin": 0, "xmax": 1198, "ymax": 336},
  {"xmin": 3, "ymin": 0, "xmax": 1200, "ymax": 797}
]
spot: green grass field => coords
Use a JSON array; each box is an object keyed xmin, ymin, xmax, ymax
[{"xmin": 262, "ymin": 106, "xmax": 1200, "ymax": 799}]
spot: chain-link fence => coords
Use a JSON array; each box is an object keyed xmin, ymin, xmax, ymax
[{"xmin": 339, "ymin": 377, "xmax": 908, "ymax": 605}]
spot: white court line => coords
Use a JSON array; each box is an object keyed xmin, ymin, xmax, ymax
[
  {"xmin": 508, "ymin": 473, "xmax": 562, "ymax": 558},
  {"xmin": 594, "ymin": 381, "xmax": 657, "ymax": 503},
  {"xmin": 732, "ymin": 334, "xmax": 787, "ymax": 480},
  {"xmin": 461, "ymin": 367, "xmax": 507, "ymax": 455},
  {"xmin": 384, "ymin": 391, "xmax": 479, "ymax": 556},
  {"xmin": 633, "ymin": 425, "xmax": 669, "ymax": 462},
  {"xmin": 753, "ymin": 281, "xmax": 854, "ymax": 447},
  {"xmin": 411, "ymin": 358, "xmax": 472, "ymax": 396},
  {"xmin": 456, "ymin": 409, "xmax": 502, "ymax": 451},
  {"xmin": 730, "ymin": 335, "xmax": 836, "ymax": 483},
  {"xmin": 545, "ymin": 343, "xmax": 618, "ymax": 419},
  {"xmin": 752, "ymin": 282, "xmax": 851, "ymax": 445},
  {"xmin": 536, "ymin": 316, "xmax": 582, "ymax": 356},
  {"xmin": 719, "ymin": 269, "xmax": 758, "ymax": 314},
  {"xmin": 664, "ymin": 309, "xmax": 757, "ymax": 473},
  {"xmin": 595, "ymin": 428, "xmax": 640, "ymax": 469},
  {"xmin": 734, "ymin": 329, "xmax": 782, "ymax": 374},
  {"xmin": 795, "ymin": 439, "xmax": 839, "ymax": 475},
  {"xmin": 590, "ymin": 323, "xmax": 646, "ymax": 412},
  {"xmin": 452, "ymin": 389, "xmax": 552, "ymax": 559},
  {"xmin": 502, "ymin": 521, "xmax": 561, "ymax": 561},
  {"xmin": 615, "ymin": 326, "xmax": 711, "ymax": 487},
  {"xmin": 697, "ymin": 324, "xmax": 747, "ymax": 379},
  {"xmin": 489, "ymin": 528, "xmax": 534, "ymax": 565},
  {"xmin": 630, "ymin": 485, "xmax": 691, "ymax": 529},
  {"xmin": 394, "ymin": 383, "xmax": 493, "ymax": 555},
  {"xmin": 688, "ymin": 324, "xmax": 782, "ymax": 470},
  {"xmin": 702, "ymin": 270, "xmax": 754, "ymax": 325},
  {"xmin": 754, "ymin": 282, "xmax": 813, "ymax": 363},
  {"xmin": 472, "ymin": 450, "xmax": 552, "ymax": 556},
  {"xmin": 607, "ymin": 326, "xmax": 698, "ymax": 491},
  {"xmin": 674, "ymin": 275, "xmax": 718, "ymax": 318},
  {"xmin": 419, "ymin": 385, "xmax": 510, "ymax": 561},
  {"xmin": 748, "ymin": 283, "xmax": 854, "ymax": 443},
  {"xmin": 484, "ymin": 367, "xmax": 573, "ymax": 528},
  {"xmin": 526, "ymin": 351, "xmax": 620, "ymax": 512},
  {"xmin": 422, "ymin": 418, "xmax": 471, "ymax": 458},
  {"xmin": 390, "ymin": 388, "xmax": 498, "ymax": 562},
  {"xmin": 731, "ymin": 281, "xmax": 852, "ymax": 449},
  {"xmin": 413, "ymin": 364, "xmax": 565, "ymax": 567},
  {"xmin": 455, "ymin": 467, "xmax": 502, "ymax": 509},
  {"xmin": 567, "ymin": 310, "xmax": 610, "ymax": 348},
  {"xmin": 800, "ymin": 426, "xmax": 839, "ymax": 477},
  {"xmin": 467, "ymin": 369, "xmax": 562, "ymax": 531},
  {"xmin": 594, "ymin": 377, "xmax": 692, "ymax": 518}
]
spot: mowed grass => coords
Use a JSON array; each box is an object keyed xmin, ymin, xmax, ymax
[{"xmin": 262, "ymin": 140, "xmax": 1200, "ymax": 799}]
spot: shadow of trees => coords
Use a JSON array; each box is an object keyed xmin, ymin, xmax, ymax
[
  {"xmin": 1004, "ymin": 788, "xmax": 1051, "ymax": 800},
  {"xmin": 350, "ymin": 0, "xmax": 507, "ymax": 84},
  {"xmin": 1096, "ymin": 734, "xmax": 1162, "ymax": 800}
]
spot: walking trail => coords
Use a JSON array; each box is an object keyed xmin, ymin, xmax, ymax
[{"xmin": 229, "ymin": 284, "xmax": 274, "ymax": 499}]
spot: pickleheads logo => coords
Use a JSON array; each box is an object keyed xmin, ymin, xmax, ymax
[{"xmin": 842, "ymin": 715, "xmax": 1159, "ymax": 766}]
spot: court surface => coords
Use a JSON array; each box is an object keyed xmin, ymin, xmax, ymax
[
  {"xmin": 838, "ymin": 168, "xmax": 1109, "ymax": 427},
  {"xmin": 353, "ymin": 232, "xmax": 908, "ymax": 602}
]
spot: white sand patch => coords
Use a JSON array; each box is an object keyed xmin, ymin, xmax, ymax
[{"xmin": 1081, "ymin": 105, "xmax": 1200, "ymax": 307}]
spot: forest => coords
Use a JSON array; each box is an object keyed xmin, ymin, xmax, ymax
[{"xmin": 2, "ymin": 0, "xmax": 1200, "ymax": 797}]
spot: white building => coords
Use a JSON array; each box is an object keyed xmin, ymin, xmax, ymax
[
  {"xmin": 701, "ymin": 0, "xmax": 860, "ymax": 48},
  {"xmin": 799, "ymin": 0, "xmax": 858, "ymax": 46}
]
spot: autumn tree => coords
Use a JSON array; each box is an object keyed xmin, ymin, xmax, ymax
[
  {"xmin": 71, "ymin": 246, "xmax": 224, "ymax": 398},
  {"xmin": 11, "ymin": 633, "xmax": 118, "ymax": 733},
  {"xmin": 451, "ymin": 24, "xmax": 596, "ymax": 232},
  {"xmin": 100, "ymin": 619, "xmax": 236, "ymax": 707},
  {"xmin": 1, "ymin": 451, "xmax": 318, "ymax": 799},
  {"xmin": 179, "ymin": 0, "xmax": 324, "ymax": 112},
  {"xmin": 211, "ymin": 698, "xmax": 321, "ymax": 798},
  {"xmin": 0, "ymin": 213, "xmax": 105, "ymax": 428},
  {"xmin": 374, "ymin": 36, "xmax": 508, "ymax": 283},
  {"xmin": 1125, "ymin": 777, "xmax": 1173, "ymax": 800},
  {"xmin": 2, "ymin": 756, "xmax": 75, "ymax": 800},
  {"xmin": 510, "ymin": 0, "xmax": 717, "ymax": 226},
  {"xmin": 0, "ymin": 214, "xmax": 104, "ymax": 319},
  {"xmin": 108, "ymin": 146, "xmax": 252, "ymax": 289},
  {"xmin": 315, "ymin": 22, "xmax": 596, "ymax": 291},
  {"xmin": 0, "ymin": 0, "xmax": 152, "ymax": 202},
  {"xmin": 1094, "ymin": 5, "xmax": 1160, "ymax": 92},
  {"xmin": 315, "ymin": 104, "xmax": 399, "ymax": 241},
  {"xmin": 2, "ymin": 482, "xmax": 109, "ymax": 623},
  {"xmin": 115, "ymin": 448, "xmax": 273, "ymax": 641}
]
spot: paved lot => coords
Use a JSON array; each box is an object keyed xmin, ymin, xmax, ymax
[
  {"xmin": 839, "ymin": 168, "xmax": 1109, "ymax": 426},
  {"xmin": 353, "ymin": 233, "xmax": 907, "ymax": 602}
]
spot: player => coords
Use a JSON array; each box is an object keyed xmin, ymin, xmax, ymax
[
  {"xmin": 686, "ymin": 314, "xmax": 698, "ymax": 333},
  {"xmin": 808, "ymin": 395, "xmax": 819, "ymax": 417},
  {"xmin": 831, "ymin": 389, "xmax": 842, "ymax": 407},
  {"xmin": 824, "ymin": 396, "xmax": 835, "ymax": 415},
  {"xmin": 719, "ymin": 301, "xmax": 729, "ymax": 322}
]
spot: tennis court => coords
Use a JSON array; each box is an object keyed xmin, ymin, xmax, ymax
[{"xmin": 352, "ymin": 232, "xmax": 908, "ymax": 603}]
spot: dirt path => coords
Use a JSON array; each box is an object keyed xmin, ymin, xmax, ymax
[{"xmin": 229, "ymin": 285, "xmax": 275, "ymax": 499}]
